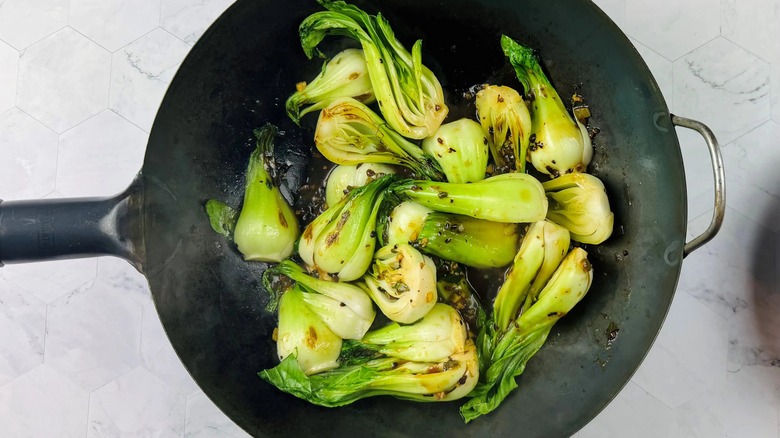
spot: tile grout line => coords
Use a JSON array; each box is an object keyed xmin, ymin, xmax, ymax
[
  {"xmin": 85, "ymin": 391, "xmax": 91, "ymax": 437},
  {"xmin": 720, "ymin": 34, "xmax": 775, "ymax": 66},
  {"xmin": 158, "ymin": 26, "xmax": 189, "ymax": 47},
  {"xmin": 42, "ymin": 304, "xmax": 49, "ymax": 364},
  {"xmin": 183, "ymin": 392, "xmax": 189, "ymax": 437}
]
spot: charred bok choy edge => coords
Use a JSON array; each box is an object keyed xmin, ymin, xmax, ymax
[
  {"xmin": 501, "ymin": 35, "xmax": 593, "ymax": 178},
  {"xmin": 461, "ymin": 248, "xmax": 594, "ymax": 422},
  {"xmin": 475, "ymin": 85, "xmax": 532, "ymax": 173},
  {"xmin": 275, "ymin": 283, "xmax": 342, "ymax": 375},
  {"xmin": 286, "ymin": 48, "xmax": 375, "ymax": 125},
  {"xmin": 299, "ymin": 0, "xmax": 447, "ymax": 139},
  {"xmin": 298, "ymin": 174, "xmax": 395, "ymax": 282},
  {"xmin": 315, "ymin": 97, "xmax": 444, "ymax": 180},
  {"xmin": 204, "ymin": 124, "xmax": 299, "ymax": 263}
]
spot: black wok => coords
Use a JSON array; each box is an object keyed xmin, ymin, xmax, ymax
[{"xmin": 0, "ymin": 0, "xmax": 724, "ymax": 436}]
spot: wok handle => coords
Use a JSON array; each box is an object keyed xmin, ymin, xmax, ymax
[
  {"xmin": 671, "ymin": 115, "xmax": 725, "ymax": 257},
  {"xmin": 0, "ymin": 178, "xmax": 144, "ymax": 271}
]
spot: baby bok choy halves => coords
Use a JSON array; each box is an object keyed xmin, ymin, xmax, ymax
[
  {"xmin": 286, "ymin": 48, "xmax": 375, "ymax": 125},
  {"xmin": 212, "ymin": 4, "xmax": 619, "ymax": 422},
  {"xmin": 299, "ymin": 174, "xmax": 394, "ymax": 282},
  {"xmin": 475, "ymin": 85, "xmax": 532, "ymax": 172},
  {"xmin": 205, "ymin": 124, "xmax": 299, "ymax": 263},
  {"xmin": 492, "ymin": 220, "xmax": 571, "ymax": 332},
  {"xmin": 315, "ymin": 97, "xmax": 444, "ymax": 180},
  {"xmin": 343, "ymin": 303, "xmax": 467, "ymax": 363},
  {"xmin": 325, "ymin": 163, "xmax": 396, "ymax": 207},
  {"xmin": 275, "ymin": 284, "xmax": 342, "ymax": 375},
  {"xmin": 360, "ymin": 243, "xmax": 438, "ymax": 324},
  {"xmin": 501, "ymin": 35, "xmax": 593, "ymax": 178},
  {"xmin": 543, "ymin": 172, "xmax": 614, "ymax": 245},
  {"xmin": 384, "ymin": 201, "xmax": 520, "ymax": 269},
  {"xmin": 260, "ymin": 302, "xmax": 479, "ymax": 406},
  {"xmin": 422, "ymin": 119, "xmax": 490, "ymax": 183},
  {"xmin": 260, "ymin": 338, "xmax": 479, "ymax": 406},
  {"xmin": 265, "ymin": 260, "xmax": 376, "ymax": 340},
  {"xmin": 299, "ymin": 0, "xmax": 447, "ymax": 139},
  {"xmin": 391, "ymin": 173, "xmax": 548, "ymax": 223},
  {"xmin": 461, "ymin": 248, "xmax": 593, "ymax": 422}
]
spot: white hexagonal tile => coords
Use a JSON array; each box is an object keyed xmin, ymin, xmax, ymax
[
  {"xmin": 0, "ymin": 277, "xmax": 46, "ymax": 386},
  {"xmin": 87, "ymin": 367, "xmax": 185, "ymax": 437},
  {"xmin": 16, "ymin": 28, "xmax": 111, "ymax": 134},
  {"xmin": 0, "ymin": 0, "xmax": 68, "ymax": 50},
  {"xmin": 161, "ymin": 0, "xmax": 235, "ymax": 44},
  {"xmin": 673, "ymin": 37, "xmax": 770, "ymax": 145},
  {"xmin": 0, "ymin": 41, "xmax": 19, "ymax": 113},
  {"xmin": 57, "ymin": 110, "xmax": 147, "ymax": 197},
  {"xmin": 45, "ymin": 279, "xmax": 143, "ymax": 392},
  {"xmin": 140, "ymin": 302, "xmax": 199, "ymax": 396},
  {"xmin": 97, "ymin": 257, "xmax": 152, "ymax": 306},
  {"xmin": 679, "ymin": 207, "xmax": 774, "ymax": 320},
  {"xmin": 625, "ymin": 0, "xmax": 719, "ymax": 60},
  {"xmin": 629, "ymin": 38, "xmax": 673, "ymax": 105},
  {"xmin": 631, "ymin": 291, "xmax": 727, "ymax": 408},
  {"xmin": 577, "ymin": 382, "xmax": 675, "ymax": 438},
  {"xmin": 721, "ymin": 0, "xmax": 780, "ymax": 63},
  {"xmin": 110, "ymin": 28, "xmax": 191, "ymax": 131},
  {"xmin": 720, "ymin": 121, "xmax": 780, "ymax": 232},
  {"xmin": 185, "ymin": 391, "xmax": 250, "ymax": 438},
  {"xmin": 591, "ymin": 0, "xmax": 626, "ymax": 28},
  {"xmin": 675, "ymin": 366, "xmax": 779, "ymax": 438},
  {"xmin": 69, "ymin": 0, "xmax": 162, "ymax": 52},
  {"xmin": 0, "ymin": 259, "xmax": 97, "ymax": 304},
  {"xmin": 0, "ymin": 365, "xmax": 88, "ymax": 436},
  {"xmin": 0, "ymin": 108, "xmax": 58, "ymax": 200}
]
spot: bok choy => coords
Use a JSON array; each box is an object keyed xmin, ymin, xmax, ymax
[
  {"xmin": 286, "ymin": 48, "xmax": 375, "ymax": 125},
  {"xmin": 325, "ymin": 163, "xmax": 396, "ymax": 208},
  {"xmin": 475, "ymin": 85, "xmax": 532, "ymax": 172},
  {"xmin": 384, "ymin": 201, "xmax": 520, "ymax": 269},
  {"xmin": 391, "ymin": 173, "xmax": 548, "ymax": 223},
  {"xmin": 422, "ymin": 118, "xmax": 489, "ymax": 183},
  {"xmin": 299, "ymin": 0, "xmax": 448, "ymax": 139},
  {"xmin": 204, "ymin": 124, "xmax": 299, "ymax": 263},
  {"xmin": 266, "ymin": 260, "xmax": 376, "ymax": 340},
  {"xmin": 275, "ymin": 284, "xmax": 342, "ymax": 375},
  {"xmin": 314, "ymin": 97, "xmax": 444, "ymax": 180},
  {"xmin": 501, "ymin": 35, "xmax": 593, "ymax": 178},
  {"xmin": 298, "ymin": 174, "xmax": 394, "ymax": 282},
  {"xmin": 361, "ymin": 243, "xmax": 438, "ymax": 324},
  {"xmin": 260, "ymin": 339, "xmax": 479, "ymax": 406},
  {"xmin": 461, "ymin": 248, "xmax": 593, "ymax": 422}
]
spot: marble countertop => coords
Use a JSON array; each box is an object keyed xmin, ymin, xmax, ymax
[{"xmin": 1, "ymin": 0, "xmax": 778, "ymax": 436}]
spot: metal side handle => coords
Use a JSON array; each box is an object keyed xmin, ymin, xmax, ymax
[{"xmin": 671, "ymin": 115, "xmax": 725, "ymax": 257}]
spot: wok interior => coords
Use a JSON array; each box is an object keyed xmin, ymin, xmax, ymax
[{"xmin": 141, "ymin": 0, "xmax": 687, "ymax": 436}]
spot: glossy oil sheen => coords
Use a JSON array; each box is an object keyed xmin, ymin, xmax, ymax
[{"xmin": 141, "ymin": 0, "xmax": 687, "ymax": 436}]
